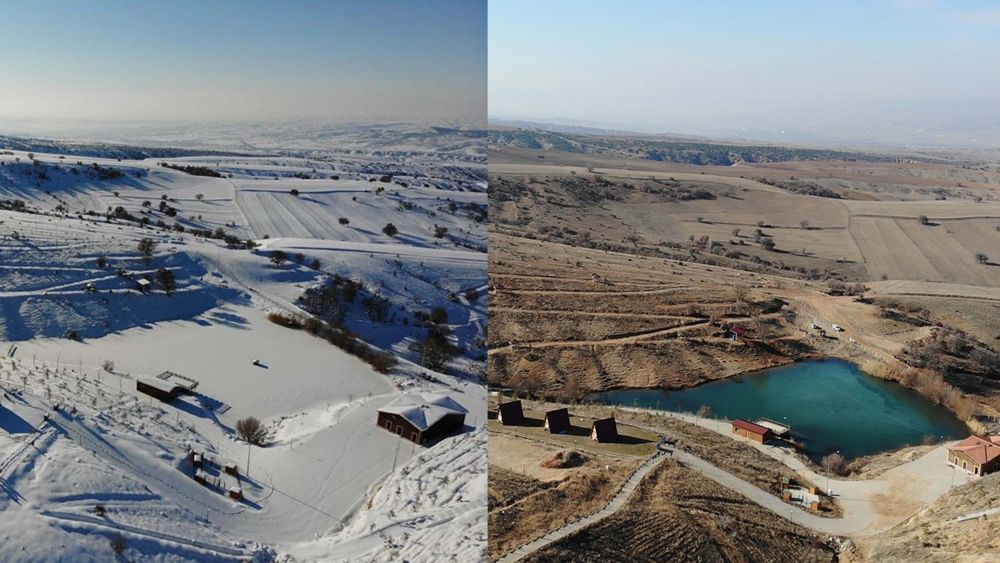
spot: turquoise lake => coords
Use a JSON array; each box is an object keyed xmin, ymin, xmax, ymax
[{"xmin": 590, "ymin": 358, "xmax": 968, "ymax": 461}]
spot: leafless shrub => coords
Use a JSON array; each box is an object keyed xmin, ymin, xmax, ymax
[{"xmin": 236, "ymin": 417, "xmax": 267, "ymax": 445}]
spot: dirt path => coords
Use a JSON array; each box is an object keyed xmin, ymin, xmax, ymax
[
  {"xmin": 775, "ymin": 287, "xmax": 917, "ymax": 365},
  {"xmin": 491, "ymin": 312, "xmax": 779, "ymax": 352},
  {"xmin": 491, "ymin": 307, "xmax": 695, "ymax": 320},
  {"xmin": 490, "ymin": 318, "xmax": 711, "ymax": 352},
  {"xmin": 490, "ymin": 272, "xmax": 665, "ymax": 287},
  {"xmin": 496, "ymin": 285, "xmax": 696, "ymax": 297},
  {"xmin": 496, "ymin": 451, "xmax": 668, "ymax": 563},
  {"xmin": 643, "ymin": 410, "xmax": 973, "ymax": 535}
]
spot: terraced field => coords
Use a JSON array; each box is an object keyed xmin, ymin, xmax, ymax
[
  {"xmin": 849, "ymin": 217, "xmax": 1000, "ymax": 286},
  {"xmin": 526, "ymin": 461, "xmax": 834, "ymax": 562},
  {"xmin": 235, "ymin": 182, "xmax": 487, "ymax": 246},
  {"xmin": 487, "ymin": 233, "xmax": 810, "ymax": 396}
]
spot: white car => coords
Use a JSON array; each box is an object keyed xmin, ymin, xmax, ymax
[{"xmin": 832, "ymin": 324, "xmax": 844, "ymax": 332}]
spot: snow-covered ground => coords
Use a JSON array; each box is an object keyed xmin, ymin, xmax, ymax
[{"xmin": 0, "ymin": 129, "xmax": 486, "ymax": 561}]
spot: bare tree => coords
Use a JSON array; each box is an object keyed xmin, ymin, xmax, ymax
[
  {"xmin": 110, "ymin": 533, "xmax": 127, "ymax": 555},
  {"xmin": 137, "ymin": 238, "xmax": 157, "ymax": 264},
  {"xmin": 822, "ymin": 452, "xmax": 848, "ymax": 476},
  {"xmin": 236, "ymin": 417, "xmax": 267, "ymax": 445}
]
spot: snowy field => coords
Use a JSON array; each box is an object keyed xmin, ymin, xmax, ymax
[{"xmin": 0, "ymin": 128, "xmax": 486, "ymax": 562}]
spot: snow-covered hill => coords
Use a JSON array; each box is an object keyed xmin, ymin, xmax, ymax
[{"xmin": 0, "ymin": 131, "xmax": 486, "ymax": 561}]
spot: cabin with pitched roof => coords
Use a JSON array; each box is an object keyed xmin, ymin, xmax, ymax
[
  {"xmin": 591, "ymin": 417, "xmax": 618, "ymax": 443},
  {"xmin": 725, "ymin": 326, "xmax": 747, "ymax": 341},
  {"xmin": 948, "ymin": 435, "xmax": 1000, "ymax": 476},
  {"xmin": 376, "ymin": 392, "xmax": 468, "ymax": 444},
  {"xmin": 543, "ymin": 408, "xmax": 571, "ymax": 434},
  {"xmin": 732, "ymin": 418, "xmax": 773, "ymax": 443},
  {"xmin": 497, "ymin": 400, "xmax": 524, "ymax": 426}
]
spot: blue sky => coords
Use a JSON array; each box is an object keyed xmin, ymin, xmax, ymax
[
  {"xmin": 489, "ymin": 0, "xmax": 1000, "ymax": 143},
  {"xmin": 1, "ymin": 0, "xmax": 485, "ymax": 123}
]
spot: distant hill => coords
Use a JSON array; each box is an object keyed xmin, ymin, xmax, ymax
[
  {"xmin": 488, "ymin": 128, "xmax": 938, "ymax": 166},
  {"xmin": 0, "ymin": 135, "xmax": 251, "ymax": 160}
]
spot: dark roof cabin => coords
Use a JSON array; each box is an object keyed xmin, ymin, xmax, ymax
[
  {"xmin": 543, "ymin": 408, "xmax": 571, "ymax": 434},
  {"xmin": 136, "ymin": 377, "xmax": 182, "ymax": 402},
  {"xmin": 497, "ymin": 400, "xmax": 524, "ymax": 426},
  {"xmin": 136, "ymin": 371, "xmax": 198, "ymax": 403},
  {"xmin": 591, "ymin": 417, "xmax": 618, "ymax": 443},
  {"xmin": 377, "ymin": 392, "xmax": 468, "ymax": 445}
]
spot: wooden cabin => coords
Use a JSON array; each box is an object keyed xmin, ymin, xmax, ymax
[
  {"xmin": 137, "ymin": 377, "xmax": 182, "ymax": 402},
  {"xmin": 376, "ymin": 392, "xmax": 468, "ymax": 445},
  {"xmin": 543, "ymin": 408, "xmax": 571, "ymax": 434},
  {"xmin": 497, "ymin": 400, "xmax": 524, "ymax": 426},
  {"xmin": 731, "ymin": 419, "xmax": 773, "ymax": 443},
  {"xmin": 591, "ymin": 417, "xmax": 618, "ymax": 443}
]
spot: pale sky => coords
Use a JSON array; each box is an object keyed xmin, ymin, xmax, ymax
[
  {"xmin": 489, "ymin": 0, "xmax": 1000, "ymax": 146},
  {"xmin": 0, "ymin": 0, "xmax": 485, "ymax": 124}
]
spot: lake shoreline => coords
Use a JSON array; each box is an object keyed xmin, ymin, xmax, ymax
[{"xmin": 586, "ymin": 358, "xmax": 968, "ymax": 463}]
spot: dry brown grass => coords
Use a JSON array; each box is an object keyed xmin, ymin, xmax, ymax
[
  {"xmin": 860, "ymin": 359, "xmax": 979, "ymax": 426},
  {"xmin": 525, "ymin": 460, "xmax": 837, "ymax": 563},
  {"xmin": 488, "ymin": 456, "xmax": 640, "ymax": 561},
  {"xmin": 539, "ymin": 450, "xmax": 587, "ymax": 469},
  {"xmin": 847, "ymin": 473, "xmax": 1000, "ymax": 562}
]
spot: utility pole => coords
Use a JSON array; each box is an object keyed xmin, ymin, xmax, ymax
[
  {"xmin": 246, "ymin": 442, "xmax": 252, "ymax": 478},
  {"xmin": 392, "ymin": 431, "xmax": 402, "ymax": 471}
]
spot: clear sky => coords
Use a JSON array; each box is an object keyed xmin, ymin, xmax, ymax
[
  {"xmin": 1, "ymin": 0, "xmax": 485, "ymax": 124},
  {"xmin": 489, "ymin": 0, "xmax": 1000, "ymax": 145}
]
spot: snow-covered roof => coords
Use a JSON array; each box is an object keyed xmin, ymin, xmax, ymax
[
  {"xmin": 158, "ymin": 370, "xmax": 199, "ymax": 391},
  {"xmin": 137, "ymin": 376, "xmax": 180, "ymax": 394},
  {"xmin": 136, "ymin": 278, "xmax": 152, "ymax": 286},
  {"xmin": 378, "ymin": 392, "xmax": 467, "ymax": 431}
]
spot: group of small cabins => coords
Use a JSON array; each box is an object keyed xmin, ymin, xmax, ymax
[
  {"xmin": 948, "ymin": 434, "xmax": 1000, "ymax": 477},
  {"xmin": 189, "ymin": 448, "xmax": 243, "ymax": 501},
  {"xmin": 495, "ymin": 400, "xmax": 619, "ymax": 443},
  {"xmin": 375, "ymin": 392, "xmax": 468, "ymax": 445}
]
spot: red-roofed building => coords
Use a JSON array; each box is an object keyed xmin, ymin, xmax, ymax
[
  {"xmin": 731, "ymin": 418, "xmax": 773, "ymax": 443},
  {"xmin": 725, "ymin": 326, "xmax": 747, "ymax": 341},
  {"xmin": 948, "ymin": 435, "xmax": 1000, "ymax": 476}
]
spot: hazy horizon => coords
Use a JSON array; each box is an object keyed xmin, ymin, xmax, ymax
[
  {"xmin": 490, "ymin": 0, "xmax": 1000, "ymax": 148},
  {"xmin": 1, "ymin": 0, "xmax": 485, "ymax": 126}
]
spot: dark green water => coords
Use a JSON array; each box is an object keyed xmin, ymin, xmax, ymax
[{"xmin": 590, "ymin": 358, "xmax": 968, "ymax": 461}]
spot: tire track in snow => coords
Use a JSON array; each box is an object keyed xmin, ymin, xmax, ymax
[{"xmin": 41, "ymin": 510, "xmax": 248, "ymax": 558}]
